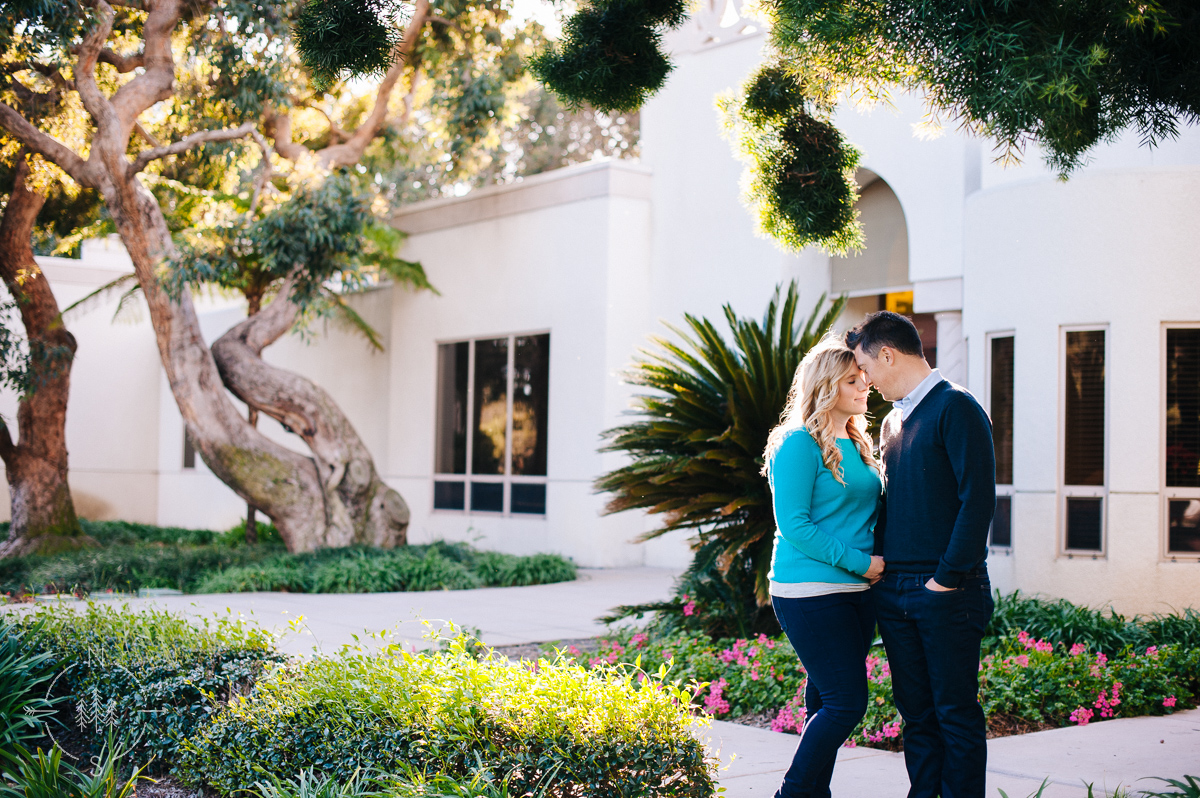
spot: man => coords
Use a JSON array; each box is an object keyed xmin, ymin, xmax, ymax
[{"xmin": 846, "ymin": 312, "xmax": 996, "ymax": 798}]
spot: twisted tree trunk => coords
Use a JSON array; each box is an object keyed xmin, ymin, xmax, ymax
[
  {"xmin": 212, "ymin": 282, "xmax": 409, "ymax": 548},
  {"xmin": 0, "ymin": 157, "xmax": 86, "ymax": 558}
]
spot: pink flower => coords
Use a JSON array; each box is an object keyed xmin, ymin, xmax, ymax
[
  {"xmin": 1145, "ymin": 646, "xmax": 1159, "ymax": 657},
  {"xmin": 842, "ymin": 739, "xmax": 857, "ymax": 748},
  {"xmin": 1069, "ymin": 643, "xmax": 1087, "ymax": 656},
  {"xmin": 1013, "ymin": 654, "xmax": 1030, "ymax": 667},
  {"xmin": 631, "ymin": 633, "xmax": 648, "ymax": 648},
  {"xmin": 750, "ymin": 670, "xmax": 760, "ymax": 681},
  {"xmin": 683, "ymin": 601, "xmax": 696, "ymax": 616},
  {"xmin": 566, "ymin": 645, "xmax": 581, "ymax": 657},
  {"xmin": 1034, "ymin": 640, "xmax": 1053, "ymax": 653},
  {"xmin": 1070, "ymin": 706, "xmax": 1094, "ymax": 726},
  {"xmin": 1164, "ymin": 695, "xmax": 1177, "ymax": 708},
  {"xmin": 704, "ymin": 678, "xmax": 731, "ymax": 716}
]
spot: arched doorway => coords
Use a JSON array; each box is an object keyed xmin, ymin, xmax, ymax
[{"xmin": 832, "ymin": 170, "xmax": 938, "ymax": 367}]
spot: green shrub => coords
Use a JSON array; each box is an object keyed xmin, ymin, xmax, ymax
[
  {"xmin": 178, "ymin": 637, "xmax": 715, "ymax": 798},
  {"xmin": 0, "ymin": 528, "xmax": 574, "ymax": 598},
  {"xmin": 596, "ymin": 284, "xmax": 846, "ymax": 638},
  {"xmin": 1, "ymin": 543, "xmax": 284, "ymax": 596},
  {"xmin": 0, "ymin": 619, "xmax": 59, "ymax": 761},
  {"xmin": 195, "ymin": 544, "xmax": 576, "ymax": 595},
  {"xmin": 0, "ymin": 741, "xmax": 143, "ymax": 798},
  {"xmin": 986, "ymin": 592, "xmax": 1200, "ymax": 656},
  {"xmin": 980, "ymin": 631, "xmax": 1200, "ymax": 726},
  {"xmin": 11, "ymin": 604, "xmax": 282, "ymax": 770}
]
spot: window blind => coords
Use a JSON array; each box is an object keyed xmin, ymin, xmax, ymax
[
  {"xmin": 1064, "ymin": 330, "xmax": 1106, "ymax": 486},
  {"xmin": 1166, "ymin": 328, "xmax": 1200, "ymax": 489},
  {"xmin": 991, "ymin": 336, "xmax": 1014, "ymax": 485}
]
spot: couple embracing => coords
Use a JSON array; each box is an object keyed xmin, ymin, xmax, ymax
[{"xmin": 765, "ymin": 311, "xmax": 996, "ymax": 798}]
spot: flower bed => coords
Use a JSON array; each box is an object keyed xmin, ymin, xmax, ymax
[{"xmin": 554, "ymin": 623, "xmax": 1200, "ymax": 749}]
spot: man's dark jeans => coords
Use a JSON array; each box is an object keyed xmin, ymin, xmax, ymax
[
  {"xmin": 873, "ymin": 571, "xmax": 994, "ymax": 798},
  {"xmin": 771, "ymin": 590, "xmax": 876, "ymax": 798}
]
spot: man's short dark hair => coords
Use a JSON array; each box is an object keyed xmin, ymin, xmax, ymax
[{"xmin": 845, "ymin": 311, "xmax": 924, "ymax": 358}]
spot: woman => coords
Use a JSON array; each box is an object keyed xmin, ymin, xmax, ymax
[{"xmin": 762, "ymin": 336, "xmax": 886, "ymax": 798}]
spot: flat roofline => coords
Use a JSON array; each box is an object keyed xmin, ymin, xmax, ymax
[{"xmin": 391, "ymin": 158, "xmax": 652, "ymax": 235}]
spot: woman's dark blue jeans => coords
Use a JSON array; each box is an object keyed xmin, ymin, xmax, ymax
[{"xmin": 771, "ymin": 590, "xmax": 876, "ymax": 798}]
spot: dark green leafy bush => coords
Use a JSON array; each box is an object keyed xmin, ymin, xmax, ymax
[
  {"xmin": 194, "ymin": 543, "xmax": 576, "ymax": 594},
  {"xmin": 986, "ymin": 592, "xmax": 1200, "ymax": 655},
  {"xmin": 178, "ymin": 637, "xmax": 716, "ymax": 798},
  {"xmin": 11, "ymin": 604, "xmax": 282, "ymax": 770},
  {"xmin": 0, "ymin": 524, "xmax": 574, "ymax": 597}
]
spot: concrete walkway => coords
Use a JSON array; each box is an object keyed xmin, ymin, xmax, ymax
[
  {"xmin": 11, "ymin": 567, "xmax": 1198, "ymax": 794},
  {"xmin": 81, "ymin": 566, "xmax": 678, "ymax": 656},
  {"xmin": 704, "ymin": 708, "xmax": 1200, "ymax": 798}
]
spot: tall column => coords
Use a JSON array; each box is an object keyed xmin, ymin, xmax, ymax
[{"xmin": 935, "ymin": 311, "xmax": 967, "ymax": 386}]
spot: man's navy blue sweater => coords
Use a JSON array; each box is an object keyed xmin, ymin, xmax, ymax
[{"xmin": 877, "ymin": 380, "xmax": 996, "ymax": 588}]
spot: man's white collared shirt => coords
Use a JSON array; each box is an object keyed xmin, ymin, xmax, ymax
[{"xmin": 893, "ymin": 369, "xmax": 944, "ymax": 421}]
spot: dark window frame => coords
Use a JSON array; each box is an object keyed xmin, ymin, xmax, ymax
[
  {"xmin": 987, "ymin": 332, "xmax": 1015, "ymax": 551},
  {"xmin": 432, "ymin": 332, "xmax": 550, "ymax": 518},
  {"xmin": 1162, "ymin": 323, "xmax": 1200, "ymax": 560},
  {"xmin": 1060, "ymin": 325, "xmax": 1108, "ymax": 557}
]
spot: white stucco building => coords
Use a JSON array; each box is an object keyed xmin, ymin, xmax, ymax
[{"xmin": 6, "ymin": 2, "xmax": 1200, "ymax": 614}]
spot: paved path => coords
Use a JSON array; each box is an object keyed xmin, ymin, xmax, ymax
[
  {"xmin": 71, "ymin": 567, "xmax": 678, "ymax": 656},
  {"xmin": 10, "ymin": 567, "xmax": 1198, "ymax": 794},
  {"xmin": 704, "ymin": 708, "xmax": 1200, "ymax": 798}
]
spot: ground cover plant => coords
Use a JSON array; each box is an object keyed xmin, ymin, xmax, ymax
[
  {"xmin": 1, "ymin": 603, "xmax": 719, "ymax": 797},
  {"xmin": 180, "ymin": 635, "xmax": 714, "ymax": 798},
  {"xmin": 548, "ymin": 593, "xmax": 1200, "ymax": 749},
  {"xmin": 0, "ymin": 522, "xmax": 575, "ymax": 597},
  {"xmin": 7, "ymin": 603, "xmax": 282, "ymax": 769}
]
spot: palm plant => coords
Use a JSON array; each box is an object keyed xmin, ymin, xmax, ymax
[{"xmin": 597, "ymin": 283, "xmax": 847, "ymax": 637}]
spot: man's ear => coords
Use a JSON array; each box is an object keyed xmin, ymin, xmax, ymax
[{"xmin": 878, "ymin": 346, "xmax": 894, "ymax": 366}]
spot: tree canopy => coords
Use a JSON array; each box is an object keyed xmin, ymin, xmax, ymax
[{"xmin": 527, "ymin": 0, "xmax": 1200, "ymax": 252}]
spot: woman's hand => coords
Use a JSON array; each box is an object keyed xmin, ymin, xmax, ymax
[{"xmin": 864, "ymin": 555, "xmax": 886, "ymax": 584}]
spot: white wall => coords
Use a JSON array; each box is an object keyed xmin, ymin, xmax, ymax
[
  {"xmin": 389, "ymin": 161, "xmax": 656, "ymax": 566},
  {"xmin": 963, "ymin": 164, "xmax": 1200, "ymax": 614}
]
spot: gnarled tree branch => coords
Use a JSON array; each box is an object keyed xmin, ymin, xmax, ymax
[
  {"xmin": 128, "ymin": 121, "xmax": 257, "ymax": 176},
  {"xmin": 314, "ymin": 0, "xmax": 431, "ymax": 168},
  {"xmin": 98, "ymin": 48, "xmax": 145, "ymax": 72},
  {"xmin": 0, "ymin": 103, "xmax": 97, "ymax": 186}
]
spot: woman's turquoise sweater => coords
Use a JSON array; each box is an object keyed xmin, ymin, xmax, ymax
[{"xmin": 767, "ymin": 429, "xmax": 883, "ymax": 584}]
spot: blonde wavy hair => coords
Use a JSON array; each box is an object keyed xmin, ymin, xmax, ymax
[{"xmin": 761, "ymin": 335, "xmax": 879, "ymax": 484}]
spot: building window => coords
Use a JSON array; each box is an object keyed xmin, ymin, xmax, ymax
[
  {"xmin": 988, "ymin": 334, "xmax": 1014, "ymax": 548},
  {"xmin": 1061, "ymin": 327, "xmax": 1107, "ymax": 554},
  {"xmin": 1164, "ymin": 326, "xmax": 1200, "ymax": 557},
  {"xmin": 433, "ymin": 333, "xmax": 549, "ymax": 516},
  {"xmin": 183, "ymin": 430, "xmax": 196, "ymax": 469}
]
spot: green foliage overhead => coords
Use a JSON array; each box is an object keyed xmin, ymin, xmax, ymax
[
  {"xmin": 720, "ymin": 65, "xmax": 864, "ymax": 254},
  {"xmin": 295, "ymin": 0, "xmax": 405, "ymax": 91},
  {"xmin": 596, "ymin": 283, "xmax": 846, "ymax": 638},
  {"xmin": 528, "ymin": 0, "xmax": 688, "ymax": 113},
  {"xmin": 761, "ymin": 0, "xmax": 1200, "ymax": 175},
  {"xmin": 533, "ymin": 0, "xmax": 1200, "ymax": 249}
]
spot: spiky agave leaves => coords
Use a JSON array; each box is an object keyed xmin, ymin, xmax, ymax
[
  {"xmin": 529, "ymin": 0, "xmax": 689, "ymax": 113},
  {"xmin": 596, "ymin": 283, "xmax": 847, "ymax": 637},
  {"xmin": 294, "ymin": 0, "xmax": 405, "ymax": 91},
  {"xmin": 720, "ymin": 63, "xmax": 864, "ymax": 254}
]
